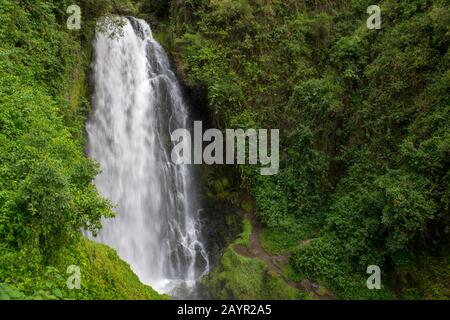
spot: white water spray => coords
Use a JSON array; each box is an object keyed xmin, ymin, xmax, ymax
[{"xmin": 86, "ymin": 17, "xmax": 209, "ymax": 295}]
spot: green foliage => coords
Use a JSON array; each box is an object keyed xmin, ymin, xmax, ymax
[
  {"xmin": 377, "ymin": 171, "xmax": 436, "ymax": 253},
  {"xmin": 202, "ymin": 245, "xmax": 305, "ymax": 300},
  {"xmin": 291, "ymin": 236, "xmax": 393, "ymax": 300},
  {"xmin": 1, "ymin": 238, "xmax": 166, "ymax": 300},
  {"xmin": 0, "ymin": 0, "xmax": 111, "ymax": 260},
  {"xmin": 168, "ymin": 0, "xmax": 450, "ymax": 299},
  {"xmin": 0, "ymin": 0, "xmax": 162, "ymax": 300},
  {"xmin": 234, "ymin": 217, "xmax": 252, "ymax": 247},
  {"xmin": 58, "ymin": 238, "xmax": 167, "ymax": 300},
  {"xmin": 260, "ymin": 228, "xmax": 308, "ymax": 255},
  {"xmin": 394, "ymin": 254, "xmax": 450, "ymax": 300}
]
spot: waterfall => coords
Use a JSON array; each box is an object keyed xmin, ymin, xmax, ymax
[{"xmin": 86, "ymin": 17, "xmax": 209, "ymax": 295}]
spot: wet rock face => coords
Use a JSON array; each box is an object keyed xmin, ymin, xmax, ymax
[
  {"xmin": 168, "ymin": 59, "xmax": 241, "ymax": 270},
  {"xmin": 201, "ymin": 195, "xmax": 243, "ymax": 267}
]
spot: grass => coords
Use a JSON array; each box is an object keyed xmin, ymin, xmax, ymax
[
  {"xmin": 202, "ymin": 246, "xmax": 305, "ymax": 300},
  {"xmin": 73, "ymin": 238, "xmax": 168, "ymax": 300},
  {"xmin": 0, "ymin": 237, "xmax": 168, "ymax": 300},
  {"xmin": 258, "ymin": 213, "xmax": 320, "ymax": 255},
  {"xmin": 234, "ymin": 217, "xmax": 252, "ymax": 247},
  {"xmin": 259, "ymin": 228, "xmax": 304, "ymax": 255}
]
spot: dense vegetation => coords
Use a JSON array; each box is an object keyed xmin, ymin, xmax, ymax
[
  {"xmin": 204, "ymin": 244, "xmax": 305, "ymax": 299},
  {"xmin": 0, "ymin": 0, "xmax": 164, "ymax": 299},
  {"xmin": 146, "ymin": 0, "xmax": 450, "ymax": 299},
  {"xmin": 1, "ymin": 0, "xmax": 448, "ymax": 300},
  {"xmin": 202, "ymin": 216, "xmax": 307, "ymax": 300}
]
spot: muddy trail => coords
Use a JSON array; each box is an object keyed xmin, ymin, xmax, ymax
[{"xmin": 233, "ymin": 212, "xmax": 335, "ymax": 300}]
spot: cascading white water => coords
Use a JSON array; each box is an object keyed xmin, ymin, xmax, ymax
[{"xmin": 86, "ymin": 17, "xmax": 209, "ymax": 295}]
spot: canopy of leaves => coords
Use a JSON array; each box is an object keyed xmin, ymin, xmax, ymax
[{"xmin": 167, "ymin": 0, "xmax": 450, "ymax": 299}]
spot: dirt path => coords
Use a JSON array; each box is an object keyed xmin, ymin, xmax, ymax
[{"xmin": 233, "ymin": 212, "xmax": 335, "ymax": 300}]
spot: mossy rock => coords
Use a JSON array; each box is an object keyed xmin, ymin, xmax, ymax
[
  {"xmin": 202, "ymin": 246, "xmax": 305, "ymax": 300},
  {"xmin": 49, "ymin": 238, "xmax": 168, "ymax": 300},
  {"xmin": 75, "ymin": 239, "xmax": 168, "ymax": 300},
  {"xmin": 1, "ymin": 238, "xmax": 167, "ymax": 300}
]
